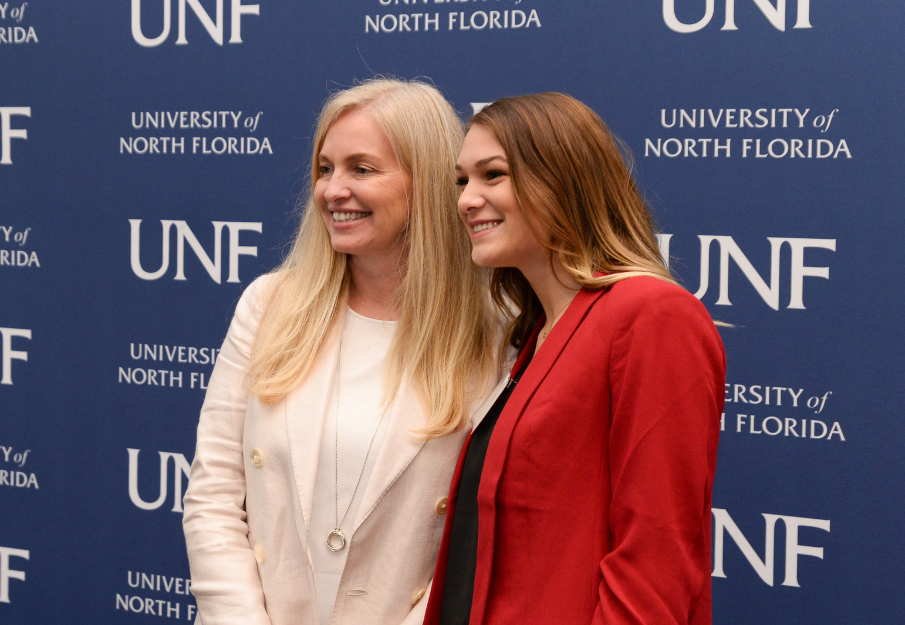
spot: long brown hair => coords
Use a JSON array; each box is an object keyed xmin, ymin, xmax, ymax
[
  {"xmin": 471, "ymin": 93, "xmax": 675, "ymax": 351},
  {"xmin": 247, "ymin": 78, "xmax": 498, "ymax": 437}
]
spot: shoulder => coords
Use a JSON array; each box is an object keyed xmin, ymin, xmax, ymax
[
  {"xmin": 589, "ymin": 277, "xmax": 725, "ymax": 377},
  {"xmin": 235, "ymin": 272, "xmax": 280, "ymax": 317},
  {"xmin": 593, "ymin": 275, "xmax": 712, "ymax": 326},
  {"xmin": 583, "ymin": 276, "xmax": 721, "ymax": 353},
  {"xmin": 228, "ymin": 272, "xmax": 282, "ymax": 340}
]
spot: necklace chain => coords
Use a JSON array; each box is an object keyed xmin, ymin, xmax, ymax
[
  {"xmin": 541, "ymin": 300, "xmax": 572, "ymax": 341},
  {"xmin": 327, "ymin": 338, "xmax": 387, "ymax": 552}
]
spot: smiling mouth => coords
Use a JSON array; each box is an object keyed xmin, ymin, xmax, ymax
[
  {"xmin": 473, "ymin": 221, "xmax": 502, "ymax": 233},
  {"xmin": 332, "ymin": 211, "xmax": 370, "ymax": 222}
]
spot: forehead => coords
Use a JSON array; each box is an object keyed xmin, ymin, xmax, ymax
[
  {"xmin": 458, "ymin": 124, "xmax": 506, "ymax": 165},
  {"xmin": 319, "ymin": 110, "xmax": 393, "ymax": 160}
]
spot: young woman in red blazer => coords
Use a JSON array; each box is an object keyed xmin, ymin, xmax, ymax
[{"xmin": 423, "ymin": 93, "xmax": 726, "ymax": 625}]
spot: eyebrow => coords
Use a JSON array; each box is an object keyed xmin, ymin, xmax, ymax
[
  {"xmin": 455, "ymin": 155, "xmax": 508, "ymax": 170},
  {"xmin": 319, "ymin": 152, "xmax": 381, "ymax": 163}
]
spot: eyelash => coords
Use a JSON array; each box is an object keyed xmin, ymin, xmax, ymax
[
  {"xmin": 318, "ymin": 165, "xmax": 373, "ymax": 177},
  {"xmin": 456, "ymin": 170, "xmax": 506, "ymax": 187}
]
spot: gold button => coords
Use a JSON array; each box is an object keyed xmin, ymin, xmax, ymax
[
  {"xmin": 435, "ymin": 497, "xmax": 448, "ymax": 515},
  {"xmin": 411, "ymin": 587, "xmax": 426, "ymax": 606},
  {"xmin": 254, "ymin": 544, "xmax": 266, "ymax": 564},
  {"xmin": 249, "ymin": 448, "xmax": 264, "ymax": 468}
]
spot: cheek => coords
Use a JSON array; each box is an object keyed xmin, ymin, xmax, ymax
[
  {"xmin": 392, "ymin": 190, "xmax": 410, "ymax": 220},
  {"xmin": 458, "ymin": 211, "xmax": 471, "ymax": 233},
  {"xmin": 509, "ymin": 217, "xmax": 534, "ymax": 244},
  {"xmin": 385, "ymin": 181, "xmax": 411, "ymax": 225},
  {"xmin": 502, "ymin": 205, "xmax": 536, "ymax": 242},
  {"xmin": 367, "ymin": 177, "xmax": 400, "ymax": 208},
  {"xmin": 313, "ymin": 180, "xmax": 328, "ymax": 208}
]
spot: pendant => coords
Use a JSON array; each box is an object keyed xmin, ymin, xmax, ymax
[{"xmin": 327, "ymin": 528, "xmax": 346, "ymax": 552}]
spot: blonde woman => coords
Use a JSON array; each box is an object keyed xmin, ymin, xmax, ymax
[{"xmin": 182, "ymin": 79, "xmax": 502, "ymax": 625}]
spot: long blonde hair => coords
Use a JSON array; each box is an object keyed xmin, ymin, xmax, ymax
[
  {"xmin": 471, "ymin": 93, "xmax": 677, "ymax": 350},
  {"xmin": 247, "ymin": 78, "xmax": 498, "ymax": 437}
]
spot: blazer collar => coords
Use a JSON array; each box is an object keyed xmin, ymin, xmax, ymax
[{"xmin": 470, "ymin": 285, "xmax": 608, "ymax": 625}]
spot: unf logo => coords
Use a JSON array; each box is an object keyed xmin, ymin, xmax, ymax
[
  {"xmin": 656, "ymin": 235, "xmax": 835, "ymax": 310},
  {"xmin": 0, "ymin": 546, "xmax": 28, "ymax": 604},
  {"xmin": 0, "ymin": 327, "xmax": 31, "ymax": 385},
  {"xmin": 129, "ymin": 219, "xmax": 261, "ymax": 283},
  {"xmin": 0, "ymin": 107, "xmax": 30, "ymax": 165},
  {"xmin": 712, "ymin": 508, "xmax": 830, "ymax": 587},
  {"xmin": 663, "ymin": 0, "xmax": 812, "ymax": 32},
  {"xmin": 131, "ymin": 0, "xmax": 260, "ymax": 46},
  {"xmin": 128, "ymin": 448, "xmax": 192, "ymax": 513}
]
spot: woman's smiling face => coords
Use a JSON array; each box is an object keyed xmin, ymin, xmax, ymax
[
  {"xmin": 455, "ymin": 124, "xmax": 548, "ymax": 271},
  {"xmin": 314, "ymin": 110, "xmax": 412, "ymax": 261}
]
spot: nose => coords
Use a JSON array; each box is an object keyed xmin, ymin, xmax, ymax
[
  {"xmin": 457, "ymin": 181, "xmax": 485, "ymax": 216},
  {"xmin": 323, "ymin": 171, "xmax": 352, "ymax": 204}
]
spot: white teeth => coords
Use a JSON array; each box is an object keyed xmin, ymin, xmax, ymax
[
  {"xmin": 333, "ymin": 212, "xmax": 368, "ymax": 222},
  {"xmin": 473, "ymin": 221, "xmax": 501, "ymax": 233}
]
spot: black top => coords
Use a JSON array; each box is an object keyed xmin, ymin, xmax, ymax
[{"xmin": 439, "ymin": 354, "xmax": 531, "ymax": 625}]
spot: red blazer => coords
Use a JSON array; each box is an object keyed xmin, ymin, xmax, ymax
[{"xmin": 424, "ymin": 276, "xmax": 726, "ymax": 625}]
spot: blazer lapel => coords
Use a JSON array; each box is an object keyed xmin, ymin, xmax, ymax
[
  {"xmin": 350, "ymin": 364, "xmax": 513, "ymax": 536},
  {"xmin": 285, "ymin": 327, "xmax": 341, "ymax": 554},
  {"xmin": 350, "ymin": 377, "xmax": 426, "ymax": 534},
  {"xmin": 471, "ymin": 374, "xmax": 513, "ymax": 429},
  {"xmin": 470, "ymin": 286, "xmax": 608, "ymax": 625}
]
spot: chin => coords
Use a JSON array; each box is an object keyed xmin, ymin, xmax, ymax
[
  {"xmin": 329, "ymin": 236, "xmax": 362, "ymax": 256},
  {"xmin": 470, "ymin": 249, "xmax": 503, "ymax": 269}
]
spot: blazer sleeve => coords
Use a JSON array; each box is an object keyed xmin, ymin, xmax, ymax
[
  {"xmin": 182, "ymin": 276, "xmax": 274, "ymax": 625},
  {"xmin": 593, "ymin": 285, "xmax": 725, "ymax": 625}
]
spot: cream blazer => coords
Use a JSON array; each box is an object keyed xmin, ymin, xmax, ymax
[{"xmin": 183, "ymin": 275, "xmax": 505, "ymax": 625}]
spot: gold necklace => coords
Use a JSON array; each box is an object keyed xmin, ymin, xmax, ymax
[
  {"xmin": 541, "ymin": 300, "xmax": 572, "ymax": 341},
  {"xmin": 326, "ymin": 339, "xmax": 387, "ymax": 553}
]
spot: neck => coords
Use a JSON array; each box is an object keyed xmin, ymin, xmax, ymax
[
  {"xmin": 347, "ymin": 251, "xmax": 403, "ymax": 321},
  {"xmin": 518, "ymin": 253, "xmax": 580, "ymax": 348}
]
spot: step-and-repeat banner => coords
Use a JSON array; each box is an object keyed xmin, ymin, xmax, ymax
[{"xmin": 3, "ymin": 2, "xmax": 903, "ymax": 623}]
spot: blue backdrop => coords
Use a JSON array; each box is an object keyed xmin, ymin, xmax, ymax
[{"xmin": 3, "ymin": 1, "xmax": 903, "ymax": 623}]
